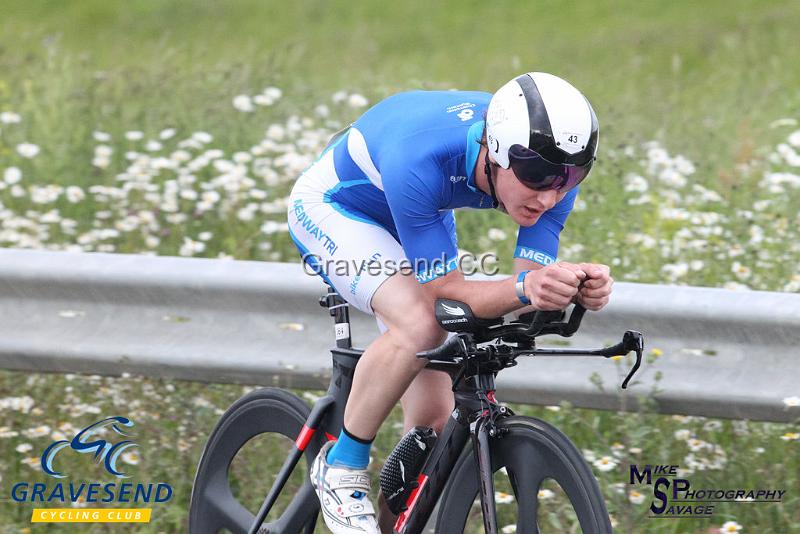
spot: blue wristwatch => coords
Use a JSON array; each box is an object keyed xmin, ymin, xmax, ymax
[{"xmin": 516, "ymin": 270, "xmax": 531, "ymax": 305}]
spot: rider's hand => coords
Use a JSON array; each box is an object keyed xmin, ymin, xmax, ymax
[
  {"xmin": 574, "ymin": 263, "xmax": 613, "ymax": 311},
  {"xmin": 523, "ymin": 262, "xmax": 587, "ymax": 310}
]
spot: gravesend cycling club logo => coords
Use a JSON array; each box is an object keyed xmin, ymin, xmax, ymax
[
  {"xmin": 10, "ymin": 415, "xmax": 174, "ymax": 524},
  {"xmin": 42, "ymin": 416, "xmax": 138, "ymax": 478},
  {"xmin": 629, "ymin": 463, "xmax": 785, "ymax": 518}
]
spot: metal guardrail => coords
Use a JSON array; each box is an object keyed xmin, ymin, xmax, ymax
[{"xmin": 0, "ymin": 248, "xmax": 798, "ymax": 422}]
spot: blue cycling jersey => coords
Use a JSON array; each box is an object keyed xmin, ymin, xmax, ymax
[{"xmin": 322, "ymin": 90, "xmax": 577, "ymax": 283}]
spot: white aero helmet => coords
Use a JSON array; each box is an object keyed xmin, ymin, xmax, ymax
[{"xmin": 485, "ymin": 72, "xmax": 599, "ymax": 192}]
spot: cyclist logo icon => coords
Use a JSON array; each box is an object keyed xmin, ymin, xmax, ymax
[
  {"xmin": 41, "ymin": 416, "xmax": 139, "ymax": 479},
  {"xmin": 457, "ymin": 109, "xmax": 474, "ymax": 121}
]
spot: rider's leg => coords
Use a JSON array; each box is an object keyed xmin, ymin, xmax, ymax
[
  {"xmin": 289, "ymin": 150, "xmax": 452, "ymax": 445},
  {"xmin": 321, "ymin": 270, "xmax": 446, "ymax": 534},
  {"xmin": 399, "ymin": 367, "xmax": 454, "ymax": 434},
  {"xmin": 377, "ymin": 367, "xmax": 454, "ymax": 533},
  {"xmin": 341, "ymin": 269, "xmax": 447, "ymax": 442},
  {"xmin": 372, "ymin": 319, "xmax": 455, "ymax": 434},
  {"xmin": 292, "ymin": 151, "xmax": 450, "ymax": 532}
]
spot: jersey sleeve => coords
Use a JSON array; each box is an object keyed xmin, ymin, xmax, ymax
[
  {"xmin": 514, "ymin": 188, "xmax": 578, "ymax": 266},
  {"xmin": 381, "ymin": 151, "xmax": 458, "ymax": 284}
]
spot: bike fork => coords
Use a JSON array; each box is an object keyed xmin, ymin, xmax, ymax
[{"xmin": 472, "ymin": 416, "xmax": 498, "ymax": 534}]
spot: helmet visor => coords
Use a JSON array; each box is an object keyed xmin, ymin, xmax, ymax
[{"xmin": 508, "ymin": 144, "xmax": 593, "ymax": 192}]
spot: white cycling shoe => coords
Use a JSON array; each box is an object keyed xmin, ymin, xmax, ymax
[{"xmin": 310, "ymin": 440, "xmax": 380, "ymax": 533}]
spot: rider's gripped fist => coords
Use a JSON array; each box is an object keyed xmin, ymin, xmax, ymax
[
  {"xmin": 574, "ymin": 263, "xmax": 613, "ymax": 311},
  {"xmin": 523, "ymin": 262, "xmax": 587, "ymax": 311}
]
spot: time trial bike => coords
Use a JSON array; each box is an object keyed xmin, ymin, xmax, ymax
[{"xmin": 189, "ymin": 285, "xmax": 643, "ymax": 533}]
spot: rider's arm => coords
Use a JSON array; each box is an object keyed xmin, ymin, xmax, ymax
[
  {"xmin": 381, "ymin": 160, "xmax": 520, "ymax": 317},
  {"xmin": 421, "ymin": 269, "xmax": 528, "ymax": 318},
  {"xmin": 382, "ymin": 154, "xmax": 580, "ymax": 317},
  {"xmin": 514, "ymin": 258, "xmax": 546, "ymax": 274},
  {"xmin": 510, "ymin": 189, "xmax": 579, "ymax": 312},
  {"xmin": 419, "ymin": 190, "xmax": 581, "ymax": 318},
  {"xmin": 512, "ymin": 188, "xmax": 577, "ymax": 272},
  {"xmin": 381, "ymin": 151, "xmax": 464, "ymax": 284},
  {"xmin": 375, "ymin": 203, "xmax": 525, "ymax": 315}
]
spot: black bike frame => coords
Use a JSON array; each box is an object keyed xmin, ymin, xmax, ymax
[
  {"xmin": 248, "ymin": 288, "xmax": 357, "ymax": 533},
  {"xmin": 247, "ymin": 289, "xmax": 505, "ymax": 534},
  {"xmin": 393, "ymin": 367, "xmax": 504, "ymax": 534}
]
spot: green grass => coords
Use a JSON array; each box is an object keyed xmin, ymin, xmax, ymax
[
  {"xmin": 0, "ymin": 1, "xmax": 799, "ymax": 531},
  {"xmin": 2, "ymin": 0, "xmax": 800, "ymax": 180},
  {"xmin": 2, "ymin": 0, "xmax": 799, "ymax": 280},
  {"xmin": 0, "ymin": 370, "xmax": 797, "ymax": 532}
]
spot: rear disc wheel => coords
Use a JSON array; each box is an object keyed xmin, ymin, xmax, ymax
[{"xmin": 189, "ymin": 387, "xmax": 320, "ymax": 533}]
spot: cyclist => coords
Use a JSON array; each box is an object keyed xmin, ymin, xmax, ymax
[{"xmin": 287, "ymin": 72, "xmax": 613, "ymax": 533}]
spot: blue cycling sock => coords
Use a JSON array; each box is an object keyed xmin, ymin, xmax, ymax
[{"xmin": 325, "ymin": 426, "xmax": 373, "ymax": 469}]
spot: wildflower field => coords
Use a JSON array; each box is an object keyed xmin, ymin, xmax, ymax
[{"xmin": 1, "ymin": 0, "xmax": 799, "ymax": 531}]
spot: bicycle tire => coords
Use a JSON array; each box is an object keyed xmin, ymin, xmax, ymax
[
  {"xmin": 434, "ymin": 415, "xmax": 612, "ymax": 534},
  {"xmin": 189, "ymin": 387, "xmax": 320, "ymax": 533}
]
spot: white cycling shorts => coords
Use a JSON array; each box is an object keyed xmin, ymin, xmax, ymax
[{"xmin": 287, "ymin": 150, "xmax": 407, "ymax": 316}]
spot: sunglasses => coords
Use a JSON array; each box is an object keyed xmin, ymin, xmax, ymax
[{"xmin": 508, "ymin": 144, "xmax": 594, "ymax": 192}]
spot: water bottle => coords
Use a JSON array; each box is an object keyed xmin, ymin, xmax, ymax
[{"xmin": 379, "ymin": 426, "xmax": 437, "ymax": 515}]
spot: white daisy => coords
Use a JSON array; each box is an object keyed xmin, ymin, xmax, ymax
[
  {"xmin": 233, "ymin": 94, "xmax": 255, "ymax": 112},
  {"xmin": 16, "ymin": 143, "xmax": 40, "ymax": 158},
  {"xmin": 719, "ymin": 520, "xmax": 742, "ymax": 533},
  {"xmin": 0, "ymin": 111, "xmax": 22, "ymax": 124},
  {"xmin": 4, "ymin": 167, "xmax": 22, "ymax": 184},
  {"xmin": 347, "ymin": 93, "xmax": 369, "ymax": 107}
]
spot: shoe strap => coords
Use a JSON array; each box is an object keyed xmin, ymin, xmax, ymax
[
  {"xmin": 329, "ymin": 472, "xmax": 371, "ymax": 492},
  {"xmin": 334, "ymin": 500, "xmax": 376, "ymax": 519}
]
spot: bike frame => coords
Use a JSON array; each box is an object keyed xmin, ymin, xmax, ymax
[
  {"xmin": 392, "ymin": 367, "xmax": 505, "ymax": 534},
  {"xmin": 247, "ymin": 289, "xmax": 505, "ymax": 534}
]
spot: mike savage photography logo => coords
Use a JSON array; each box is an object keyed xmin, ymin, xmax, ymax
[
  {"xmin": 629, "ymin": 463, "xmax": 785, "ymax": 519},
  {"xmin": 10, "ymin": 415, "xmax": 173, "ymax": 524}
]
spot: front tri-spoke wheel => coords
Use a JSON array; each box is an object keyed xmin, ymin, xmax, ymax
[
  {"xmin": 436, "ymin": 415, "xmax": 612, "ymax": 534},
  {"xmin": 189, "ymin": 387, "xmax": 321, "ymax": 533}
]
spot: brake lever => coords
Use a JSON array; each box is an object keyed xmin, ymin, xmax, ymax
[
  {"xmin": 595, "ymin": 330, "xmax": 644, "ymax": 389},
  {"xmin": 619, "ymin": 331, "xmax": 644, "ymax": 389}
]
